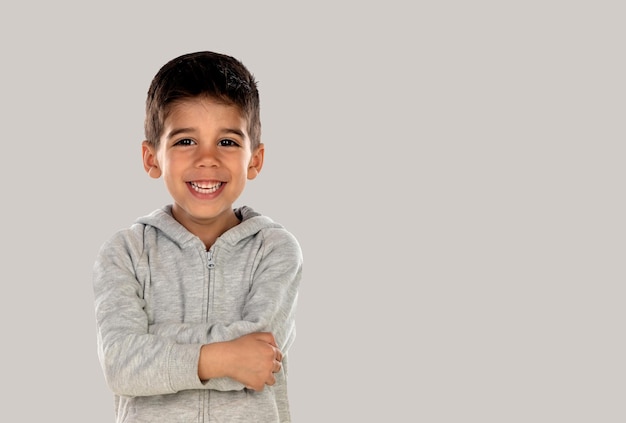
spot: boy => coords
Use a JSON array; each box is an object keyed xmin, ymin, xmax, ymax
[{"xmin": 93, "ymin": 51, "xmax": 302, "ymax": 422}]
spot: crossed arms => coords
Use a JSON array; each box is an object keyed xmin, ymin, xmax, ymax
[{"xmin": 94, "ymin": 231, "xmax": 301, "ymax": 397}]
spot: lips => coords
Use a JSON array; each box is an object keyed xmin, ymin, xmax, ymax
[{"xmin": 189, "ymin": 181, "xmax": 223, "ymax": 194}]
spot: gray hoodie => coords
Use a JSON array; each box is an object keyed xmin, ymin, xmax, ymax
[{"xmin": 93, "ymin": 205, "xmax": 302, "ymax": 422}]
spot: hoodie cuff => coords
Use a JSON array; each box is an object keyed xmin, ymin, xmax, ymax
[{"xmin": 167, "ymin": 343, "xmax": 207, "ymax": 392}]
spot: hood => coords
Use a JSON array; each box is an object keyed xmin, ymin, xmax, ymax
[{"xmin": 135, "ymin": 205, "xmax": 284, "ymax": 249}]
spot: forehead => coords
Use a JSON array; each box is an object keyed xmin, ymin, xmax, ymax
[{"xmin": 165, "ymin": 96, "xmax": 246, "ymax": 123}]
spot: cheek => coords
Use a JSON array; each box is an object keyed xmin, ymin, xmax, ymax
[
  {"xmin": 239, "ymin": 158, "xmax": 254, "ymax": 176},
  {"xmin": 161, "ymin": 152, "xmax": 185, "ymax": 172}
]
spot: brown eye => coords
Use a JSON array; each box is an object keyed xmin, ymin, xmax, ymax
[
  {"xmin": 218, "ymin": 139, "xmax": 239, "ymax": 147},
  {"xmin": 175, "ymin": 138, "xmax": 195, "ymax": 146}
]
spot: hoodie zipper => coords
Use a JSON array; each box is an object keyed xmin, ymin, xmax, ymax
[
  {"xmin": 206, "ymin": 250, "xmax": 215, "ymax": 268},
  {"xmin": 204, "ymin": 249, "xmax": 215, "ymax": 419}
]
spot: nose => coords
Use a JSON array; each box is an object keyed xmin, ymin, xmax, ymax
[{"xmin": 195, "ymin": 144, "xmax": 219, "ymax": 168}]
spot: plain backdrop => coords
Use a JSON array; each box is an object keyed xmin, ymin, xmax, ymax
[{"xmin": 1, "ymin": 1, "xmax": 624, "ymax": 422}]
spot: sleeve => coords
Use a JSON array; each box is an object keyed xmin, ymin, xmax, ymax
[
  {"xmin": 148, "ymin": 230, "xmax": 303, "ymax": 391},
  {"xmin": 93, "ymin": 231, "xmax": 207, "ymax": 397}
]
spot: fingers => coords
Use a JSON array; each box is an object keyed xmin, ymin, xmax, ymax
[
  {"xmin": 246, "ymin": 370, "xmax": 277, "ymax": 391},
  {"xmin": 273, "ymin": 358, "xmax": 282, "ymax": 373},
  {"xmin": 271, "ymin": 339, "xmax": 282, "ymax": 375},
  {"xmin": 236, "ymin": 332, "xmax": 283, "ymax": 390}
]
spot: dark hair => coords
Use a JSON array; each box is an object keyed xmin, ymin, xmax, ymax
[{"xmin": 144, "ymin": 51, "xmax": 261, "ymax": 150}]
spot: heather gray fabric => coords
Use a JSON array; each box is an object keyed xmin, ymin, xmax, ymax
[{"xmin": 93, "ymin": 205, "xmax": 302, "ymax": 422}]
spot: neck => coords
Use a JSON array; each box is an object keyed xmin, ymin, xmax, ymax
[{"xmin": 171, "ymin": 207, "xmax": 241, "ymax": 250}]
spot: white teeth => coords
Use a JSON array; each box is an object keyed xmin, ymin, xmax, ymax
[{"xmin": 190, "ymin": 181, "xmax": 223, "ymax": 193}]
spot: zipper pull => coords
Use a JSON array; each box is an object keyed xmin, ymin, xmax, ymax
[{"xmin": 206, "ymin": 250, "xmax": 215, "ymax": 269}]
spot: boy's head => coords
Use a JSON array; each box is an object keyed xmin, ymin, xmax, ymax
[{"xmin": 144, "ymin": 51, "xmax": 261, "ymax": 151}]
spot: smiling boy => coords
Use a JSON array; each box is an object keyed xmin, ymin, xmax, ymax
[{"xmin": 93, "ymin": 51, "xmax": 302, "ymax": 423}]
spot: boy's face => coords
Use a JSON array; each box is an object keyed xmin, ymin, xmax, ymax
[{"xmin": 142, "ymin": 96, "xmax": 264, "ymax": 230}]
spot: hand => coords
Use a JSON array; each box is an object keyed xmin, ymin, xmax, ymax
[
  {"xmin": 198, "ymin": 332, "xmax": 283, "ymax": 391},
  {"xmin": 229, "ymin": 332, "xmax": 283, "ymax": 391}
]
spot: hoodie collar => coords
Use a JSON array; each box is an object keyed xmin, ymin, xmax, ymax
[{"xmin": 135, "ymin": 205, "xmax": 283, "ymax": 249}]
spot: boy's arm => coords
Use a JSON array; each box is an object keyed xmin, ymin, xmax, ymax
[
  {"xmin": 149, "ymin": 231, "xmax": 302, "ymax": 389},
  {"xmin": 93, "ymin": 234, "xmax": 208, "ymax": 397}
]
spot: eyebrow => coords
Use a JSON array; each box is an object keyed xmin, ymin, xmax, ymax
[
  {"xmin": 165, "ymin": 127, "xmax": 246, "ymax": 140},
  {"xmin": 166, "ymin": 127, "xmax": 195, "ymax": 140}
]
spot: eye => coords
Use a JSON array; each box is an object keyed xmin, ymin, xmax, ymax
[
  {"xmin": 218, "ymin": 138, "xmax": 240, "ymax": 147},
  {"xmin": 174, "ymin": 138, "xmax": 195, "ymax": 146}
]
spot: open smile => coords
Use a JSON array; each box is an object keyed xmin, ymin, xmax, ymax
[{"xmin": 189, "ymin": 181, "xmax": 224, "ymax": 194}]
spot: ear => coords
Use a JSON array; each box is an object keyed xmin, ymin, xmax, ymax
[
  {"xmin": 142, "ymin": 141, "xmax": 162, "ymax": 179},
  {"xmin": 247, "ymin": 143, "xmax": 265, "ymax": 180}
]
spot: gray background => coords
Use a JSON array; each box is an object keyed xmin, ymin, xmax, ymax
[{"xmin": 1, "ymin": 1, "xmax": 623, "ymax": 421}]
